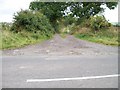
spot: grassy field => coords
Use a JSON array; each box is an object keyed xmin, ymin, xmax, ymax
[
  {"xmin": 75, "ymin": 27, "xmax": 119, "ymax": 46},
  {"xmin": 0, "ymin": 30, "xmax": 50, "ymax": 50}
]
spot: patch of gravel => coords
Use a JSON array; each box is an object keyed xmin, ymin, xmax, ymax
[{"xmin": 2, "ymin": 34, "xmax": 118, "ymax": 56}]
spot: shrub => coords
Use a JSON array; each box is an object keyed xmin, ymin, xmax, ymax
[
  {"xmin": 89, "ymin": 15, "xmax": 111, "ymax": 31},
  {"xmin": 11, "ymin": 10, "xmax": 54, "ymax": 37},
  {"xmin": 63, "ymin": 15, "xmax": 77, "ymax": 26}
]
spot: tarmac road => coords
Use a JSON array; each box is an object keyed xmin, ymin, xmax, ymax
[
  {"xmin": 2, "ymin": 55, "xmax": 118, "ymax": 88},
  {"xmin": 1, "ymin": 35, "xmax": 119, "ymax": 88}
]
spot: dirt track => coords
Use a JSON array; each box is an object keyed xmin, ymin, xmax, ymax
[{"xmin": 2, "ymin": 34, "xmax": 118, "ymax": 56}]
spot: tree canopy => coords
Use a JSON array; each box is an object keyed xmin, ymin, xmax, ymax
[
  {"xmin": 29, "ymin": 2, "xmax": 117, "ymax": 20},
  {"xmin": 29, "ymin": 1, "xmax": 118, "ymax": 31}
]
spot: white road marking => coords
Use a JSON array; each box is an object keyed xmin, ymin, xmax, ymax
[
  {"xmin": 45, "ymin": 57, "xmax": 59, "ymax": 60},
  {"xmin": 27, "ymin": 74, "xmax": 119, "ymax": 82},
  {"xmin": 19, "ymin": 66, "xmax": 26, "ymax": 69}
]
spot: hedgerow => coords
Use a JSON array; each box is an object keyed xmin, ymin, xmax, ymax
[{"xmin": 11, "ymin": 10, "xmax": 54, "ymax": 37}]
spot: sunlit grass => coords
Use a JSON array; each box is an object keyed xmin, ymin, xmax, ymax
[
  {"xmin": 75, "ymin": 27, "xmax": 119, "ymax": 46},
  {"xmin": 1, "ymin": 30, "xmax": 50, "ymax": 49}
]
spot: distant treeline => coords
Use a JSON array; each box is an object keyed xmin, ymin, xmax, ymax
[
  {"xmin": 111, "ymin": 22, "xmax": 120, "ymax": 27},
  {"xmin": 0, "ymin": 22, "xmax": 12, "ymax": 30}
]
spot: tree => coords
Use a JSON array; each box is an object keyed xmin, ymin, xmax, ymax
[
  {"xmin": 29, "ymin": 1, "xmax": 118, "ymax": 31},
  {"xmin": 29, "ymin": 2, "xmax": 68, "ymax": 32},
  {"xmin": 29, "ymin": 2, "xmax": 67, "ymax": 22}
]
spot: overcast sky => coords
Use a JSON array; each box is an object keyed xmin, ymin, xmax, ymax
[{"xmin": 0, "ymin": 0, "xmax": 118, "ymax": 23}]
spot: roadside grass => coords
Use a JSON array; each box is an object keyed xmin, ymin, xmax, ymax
[
  {"xmin": 1, "ymin": 30, "xmax": 50, "ymax": 50},
  {"xmin": 1, "ymin": 25, "xmax": 119, "ymax": 50},
  {"xmin": 75, "ymin": 27, "xmax": 119, "ymax": 46}
]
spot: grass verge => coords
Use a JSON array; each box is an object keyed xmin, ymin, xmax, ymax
[
  {"xmin": 75, "ymin": 27, "xmax": 119, "ymax": 46},
  {"xmin": 0, "ymin": 30, "xmax": 51, "ymax": 50}
]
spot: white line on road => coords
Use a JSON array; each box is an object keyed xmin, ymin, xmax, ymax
[
  {"xmin": 45, "ymin": 57, "xmax": 59, "ymax": 60},
  {"xmin": 27, "ymin": 74, "xmax": 119, "ymax": 82}
]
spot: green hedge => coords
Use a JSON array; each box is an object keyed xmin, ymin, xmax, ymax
[
  {"xmin": 90, "ymin": 15, "xmax": 111, "ymax": 31},
  {"xmin": 80, "ymin": 15, "xmax": 111, "ymax": 31},
  {"xmin": 11, "ymin": 10, "xmax": 54, "ymax": 37}
]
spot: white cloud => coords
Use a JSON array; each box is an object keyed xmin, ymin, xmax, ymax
[{"xmin": 0, "ymin": 0, "xmax": 33, "ymax": 22}]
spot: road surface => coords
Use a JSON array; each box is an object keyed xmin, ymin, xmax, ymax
[{"xmin": 1, "ymin": 34, "xmax": 119, "ymax": 88}]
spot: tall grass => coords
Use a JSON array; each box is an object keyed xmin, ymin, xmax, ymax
[
  {"xmin": 1, "ymin": 30, "xmax": 50, "ymax": 49},
  {"xmin": 75, "ymin": 27, "xmax": 118, "ymax": 46}
]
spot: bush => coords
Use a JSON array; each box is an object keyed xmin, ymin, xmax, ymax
[
  {"xmin": 11, "ymin": 10, "xmax": 54, "ymax": 37},
  {"xmin": 58, "ymin": 15, "xmax": 77, "ymax": 34},
  {"xmin": 89, "ymin": 15, "xmax": 111, "ymax": 31},
  {"xmin": 63, "ymin": 15, "xmax": 77, "ymax": 26}
]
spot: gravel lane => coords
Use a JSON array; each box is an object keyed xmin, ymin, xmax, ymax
[{"xmin": 2, "ymin": 34, "xmax": 118, "ymax": 56}]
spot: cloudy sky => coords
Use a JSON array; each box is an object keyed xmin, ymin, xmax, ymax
[{"xmin": 0, "ymin": 0, "xmax": 118, "ymax": 23}]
